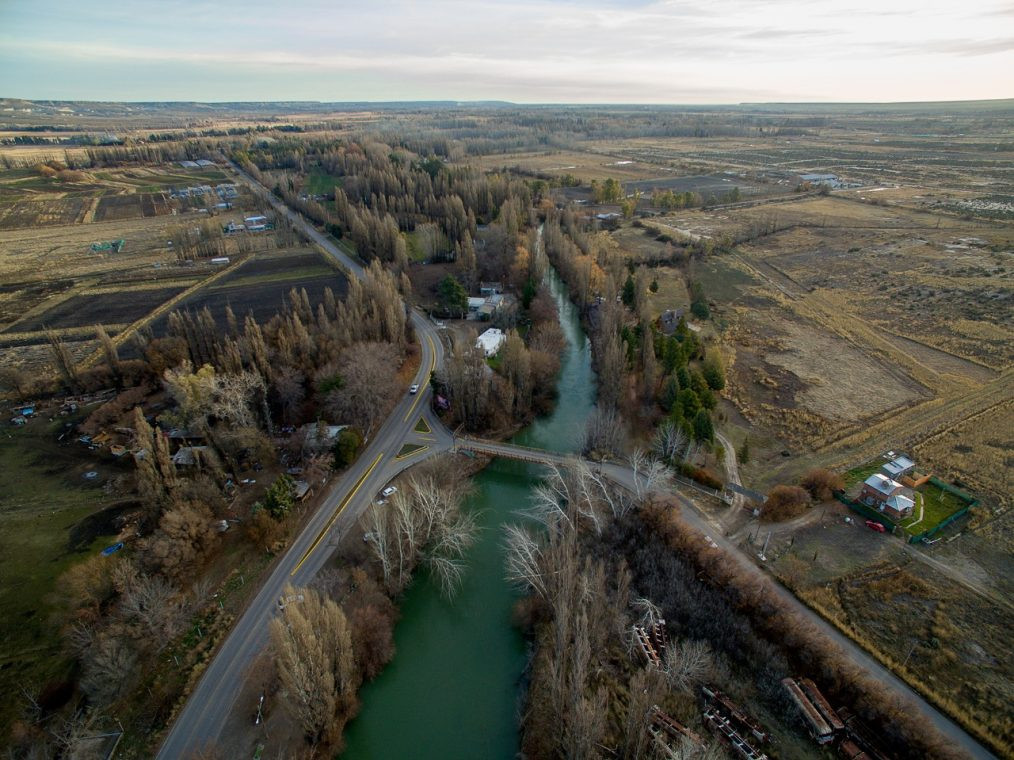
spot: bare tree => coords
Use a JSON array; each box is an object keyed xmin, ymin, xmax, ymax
[
  {"xmin": 96, "ymin": 324, "xmax": 120, "ymax": 378},
  {"xmin": 620, "ymin": 668, "xmax": 668, "ymax": 760},
  {"xmin": 119, "ymin": 573, "xmax": 179, "ymax": 638},
  {"xmin": 79, "ymin": 634, "xmax": 136, "ymax": 707},
  {"xmin": 325, "ymin": 341, "xmax": 401, "ymax": 436},
  {"xmin": 652, "ymin": 420, "xmax": 688, "ymax": 462},
  {"xmin": 364, "ymin": 471, "xmax": 478, "ymax": 598},
  {"xmin": 269, "ymin": 585, "xmax": 357, "ymax": 743},
  {"xmin": 662, "ymin": 639, "xmax": 712, "ymax": 694},
  {"xmin": 583, "ymin": 406, "xmax": 624, "ymax": 459},
  {"xmin": 627, "ymin": 449, "xmax": 674, "ymax": 504},
  {"xmin": 145, "ymin": 501, "xmax": 217, "ymax": 582},
  {"xmin": 503, "ymin": 523, "xmax": 549, "ymax": 599},
  {"xmin": 46, "ymin": 328, "xmax": 79, "ymax": 391}
]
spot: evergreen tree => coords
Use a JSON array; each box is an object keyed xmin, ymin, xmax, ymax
[
  {"xmin": 693, "ymin": 409, "xmax": 714, "ymax": 442},
  {"xmin": 660, "ymin": 375, "xmax": 680, "ymax": 412},
  {"xmin": 437, "ymin": 275, "xmax": 468, "ymax": 318},
  {"xmin": 622, "ymin": 274, "xmax": 636, "ymax": 307}
]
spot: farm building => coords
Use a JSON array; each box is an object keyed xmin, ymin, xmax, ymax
[
  {"xmin": 293, "ymin": 480, "xmax": 311, "ymax": 501},
  {"xmin": 861, "ymin": 473, "xmax": 915, "ymax": 519},
  {"xmin": 881, "ymin": 455, "xmax": 915, "ymax": 480},
  {"xmin": 301, "ymin": 422, "xmax": 347, "ymax": 453},
  {"xmin": 659, "ymin": 308, "xmax": 686, "ymax": 335},
  {"xmin": 172, "ymin": 445, "xmax": 211, "ymax": 468},
  {"xmin": 798, "ymin": 173, "xmax": 844, "ymax": 189},
  {"xmin": 476, "ymin": 327, "xmax": 506, "ymax": 357}
]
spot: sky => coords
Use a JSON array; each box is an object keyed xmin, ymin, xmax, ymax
[{"xmin": 0, "ymin": 0, "xmax": 1012, "ymax": 104}]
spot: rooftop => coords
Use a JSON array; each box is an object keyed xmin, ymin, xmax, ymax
[{"xmin": 864, "ymin": 472, "xmax": 903, "ymax": 495}]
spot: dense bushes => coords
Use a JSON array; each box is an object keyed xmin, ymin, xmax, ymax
[{"xmin": 762, "ymin": 484, "xmax": 811, "ymax": 522}]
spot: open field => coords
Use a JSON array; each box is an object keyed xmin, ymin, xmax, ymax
[
  {"xmin": 760, "ymin": 503, "xmax": 1014, "ymax": 757},
  {"xmin": 5, "ymin": 285, "xmax": 187, "ymax": 334},
  {"xmin": 0, "ymin": 414, "xmax": 122, "ymax": 736},
  {"xmin": 586, "ymin": 123, "xmax": 1014, "ymax": 194},
  {"xmin": 797, "ymin": 561, "xmax": 1013, "ymax": 756},
  {"xmin": 146, "ymin": 249, "xmax": 348, "ymax": 336}
]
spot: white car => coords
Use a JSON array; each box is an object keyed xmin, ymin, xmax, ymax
[
  {"xmin": 381, "ymin": 486, "xmax": 397, "ymax": 498},
  {"xmin": 409, "ymin": 383, "xmax": 420, "ymax": 395}
]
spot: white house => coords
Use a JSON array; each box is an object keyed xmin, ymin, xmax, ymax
[{"xmin": 476, "ymin": 327, "xmax": 506, "ymax": 358}]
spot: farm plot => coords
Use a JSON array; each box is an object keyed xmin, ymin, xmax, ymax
[
  {"xmin": 465, "ymin": 149, "xmax": 664, "ymax": 182},
  {"xmin": 0, "ymin": 215, "xmax": 183, "ymax": 283},
  {"xmin": 725, "ymin": 305, "xmax": 927, "ymax": 439},
  {"xmin": 0, "ymin": 197, "xmax": 89, "ymax": 229},
  {"xmin": 738, "ymin": 221, "xmax": 1013, "ymax": 370},
  {"xmin": 912, "ymin": 400, "xmax": 1014, "ymax": 511},
  {"xmin": 93, "ymin": 192, "xmax": 172, "ymax": 221},
  {"xmin": 4, "ymin": 286, "xmax": 187, "ymax": 334},
  {"xmin": 147, "ymin": 250, "xmax": 348, "ymax": 335}
]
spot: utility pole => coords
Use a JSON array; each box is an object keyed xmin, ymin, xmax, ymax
[{"xmin": 902, "ymin": 643, "xmax": 917, "ymax": 670}]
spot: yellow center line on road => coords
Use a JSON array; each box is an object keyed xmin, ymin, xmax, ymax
[
  {"xmin": 403, "ymin": 333, "xmax": 437, "ymax": 423},
  {"xmin": 291, "ymin": 452, "xmax": 384, "ymax": 576},
  {"xmin": 395, "ymin": 444, "xmax": 430, "ymax": 461}
]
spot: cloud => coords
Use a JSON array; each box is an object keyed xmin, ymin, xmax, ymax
[{"xmin": 1, "ymin": 0, "xmax": 1012, "ymax": 102}]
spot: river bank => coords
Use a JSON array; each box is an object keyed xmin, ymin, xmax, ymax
[{"xmin": 339, "ymin": 265, "xmax": 596, "ymax": 758}]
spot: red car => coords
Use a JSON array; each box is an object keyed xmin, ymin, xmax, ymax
[{"xmin": 865, "ymin": 519, "xmax": 886, "ymax": 533}]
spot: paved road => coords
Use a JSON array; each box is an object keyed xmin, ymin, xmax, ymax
[
  {"xmin": 160, "ymin": 169, "xmax": 993, "ymax": 760},
  {"xmin": 156, "ymin": 168, "xmax": 454, "ymax": 760}
]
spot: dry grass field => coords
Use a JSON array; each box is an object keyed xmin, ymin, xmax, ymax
[
  {"xmin": 794, "ymin": 561, "xmax": 1013, "ymax": 756},
  {"xmin": 604, "ymin": 188, "xmax": 1014, "ymax": 502},
  {"xmin": 465, "ymin": 150, "xmax": 664, "ymax": 182}
]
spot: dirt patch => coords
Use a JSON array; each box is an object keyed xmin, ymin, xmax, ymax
[
  {"xmin": 5, "ymin": 286, "xmax": 186, "ymax": 334},
  {"xmin": 0, "ymin": 198, "xmax": 87, "ymax": 229},
  {"xmin": 93, "ymin": 192, "xmax": 172, "ymax": 222},
  {"xmin": 764, "ymin": 319, "xmax": 927, "ymax": 421}
]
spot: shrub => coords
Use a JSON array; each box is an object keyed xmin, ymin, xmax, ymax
[
  {"xmin": 679, "ymin": 462, "xmax": 723, "ymax": 490},
  {"xmin": 762, "ymin": 485, "xmax": 811, "ymax": 521},
  {"xmin": 800, "ymin": 468, "xmax": 845, "ymax": 501}
]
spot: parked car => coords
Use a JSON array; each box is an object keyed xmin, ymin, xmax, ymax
[
  {"xmin": 865, "ymin": 519, "xmax": 886, "ymax": 533},
  {"xmin": 381, "ymin": 486, "xmax": 397, "ymax": 498}
]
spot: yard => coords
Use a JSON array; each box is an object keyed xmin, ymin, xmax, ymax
[
  {"xmin": 901, "ymin": 481, "xmax": 974, "ymax": 534},
  {"xmin": 302, "ymin": 170, "xmax": 341, "ymax": 196},
  {"xmin": 842, "ymin": 458, "xmax": 974, "ymax": 535},
  {"xmin": 0, "ymin": 414, "xmax": 123, "ymax": 737}
]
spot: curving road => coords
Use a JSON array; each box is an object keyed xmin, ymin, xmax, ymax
[
  {"xmin": 156, "ymin": 166, "xmax": 454, "ymax": 760},
  {"xmin": 157, "ymin": 165, "xmax": 994, "ymax": 760}
]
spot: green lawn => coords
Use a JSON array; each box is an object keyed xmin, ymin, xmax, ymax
[
  {"xmin": 405, "ymin": 228, "xmax": 450, "ymax": 262},
  {"xmin": 396, "ymin": 443, "xmax": 427, "ymax": 458},
  {"xmin": 843, "ymin": 460, "xmax": 882, "ymax": 489},
  {"xmin": 0, "ymin": 417, "xmax": 119, "ymax": 735},
  {"xmin": 901, "ymin": 482, "xmax": 970, "ymax": 533},
  {"xmin": 304, "ymin": 170, "xmax": 342, "ymax": 196}
]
